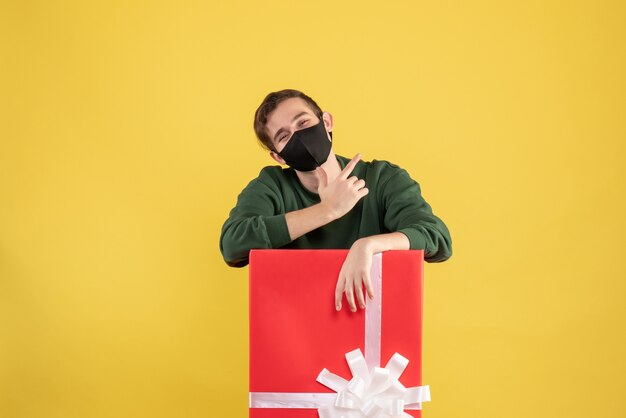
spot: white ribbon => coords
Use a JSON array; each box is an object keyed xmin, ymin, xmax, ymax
[
  {"xmin": 316, "ymin": 349, "xmax": 430, "ymax": 418},
  {"xmin": 249, "ymin": 253, "xmax": 431, "ymax": 416}
]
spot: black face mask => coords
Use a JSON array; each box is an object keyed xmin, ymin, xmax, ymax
[{"xmin": 278, "ymin": 120, "xmax": 332, "ymax": 172}]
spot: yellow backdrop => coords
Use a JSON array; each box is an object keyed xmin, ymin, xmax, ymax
[{"xmin": 1, "ymin": 1, "xmax": 625, "ymax": 417}]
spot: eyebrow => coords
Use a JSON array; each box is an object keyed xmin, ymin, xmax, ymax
[{"xmin": 273, "ymin": 111, "xmax": 311, "ymax": 142}]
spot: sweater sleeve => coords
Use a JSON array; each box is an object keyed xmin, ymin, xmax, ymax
[
  {"xmin": 379, "ymin": 166, "xmax": 452, "ymax": 262},
  {"xmin": 219, "ymin": 175, "xmax": 292, "ymax": 267}
]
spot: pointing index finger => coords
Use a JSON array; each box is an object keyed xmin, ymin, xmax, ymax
[{"xmin": 340, "ymin": 153, "xmax": 362, "ymax": 179}]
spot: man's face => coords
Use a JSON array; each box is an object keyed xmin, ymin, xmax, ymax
[{"xmin": 265, "ymin": 97, "xmax": 331, "ymax": 154}]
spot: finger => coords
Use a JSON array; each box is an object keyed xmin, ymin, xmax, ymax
[
  {"xmin": 335, "ymin": 273, "xmax": 346, "ymax": 311},
  {"xmin": 355, "ymin": 278, "xmax": 366, "ymax": 309},
  {"xmin": 340, "ymin": 153, "xmax": 362, "ymax": 179},
  {"xmin": 316, "ymin": 166, "xmax": 329, "ymax": 188},
  {"xmin": 345, "ymin": 281, "xmax": 356, "ymax": 312},
  {"xmin": 346, "ymin": 176, "xmax": 358, "ymax": 185},
  {"xmin": 363, "ymin": 271, "xmax": 374, "ymax": 300},
  {"xmin": 335, "ymin": 276, "xmax": 345, "ymax": 311},
  {"xmin": 354, "ymin": 179, "xmax": 366, "ymax": 190},
  {"xmin": 357, "ymin": 187, "xmax": 369, "ymax": 199}
]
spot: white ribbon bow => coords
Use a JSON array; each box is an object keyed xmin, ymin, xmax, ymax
[{"xmin": 316, "ymin": 348, "xmax": 430, "ymax": 418}]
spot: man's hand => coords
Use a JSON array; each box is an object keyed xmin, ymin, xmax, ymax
[
  {"xmin": 335, "ymin": 233, "xmax": 411, "ymax": 312},
  {"xmin": 316, "ymin": 154, "xmax": 368, "ymax": 221},
  {"xmin": 335, "ymin": 238, "xmax": 375, "ymax": 312}
]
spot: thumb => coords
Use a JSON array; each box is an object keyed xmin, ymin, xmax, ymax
[{"xmin": 316, "ymin": 166, "xmax": 328, "ymax": 188}]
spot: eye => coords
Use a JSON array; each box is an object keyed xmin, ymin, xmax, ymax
[{"xmin": 298, "ymin": 119, "xmax": 309, "ymax": 127}]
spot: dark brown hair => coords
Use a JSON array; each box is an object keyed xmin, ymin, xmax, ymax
[{"xmin": 253, "ymin": 89, "xmax": 324, "ymax": 151}]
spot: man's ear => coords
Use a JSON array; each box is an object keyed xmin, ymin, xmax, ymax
[
  {"xmin": 269, "ymin": 150, "xmax": 286, "ymax": 165},
  {"xmin": 322, "ymin": 111, "xmax": 334, "ymax": 136}
]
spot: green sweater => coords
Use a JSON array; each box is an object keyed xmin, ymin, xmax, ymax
[{"xmin": 220, "ymin": 155, "xmax": 452, "ymax": 267}]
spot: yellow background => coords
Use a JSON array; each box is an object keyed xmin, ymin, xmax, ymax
[{"xmin": 1, "ymin": 1, "xmax": 625, "ymax": 417}]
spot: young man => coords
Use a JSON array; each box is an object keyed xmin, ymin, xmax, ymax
[{"xmin": 220, "ymin": 89, "xmax": 452, "ymax": 312}]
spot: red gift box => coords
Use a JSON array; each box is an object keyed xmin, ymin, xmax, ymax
[{"xmin": 249, "ymin": 250, "xmax": 428, "ymax": 417}]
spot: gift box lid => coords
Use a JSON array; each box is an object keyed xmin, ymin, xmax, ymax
[{"xmin": 249, "ymin": 250, "xmax": 424, "ymax": 395}]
